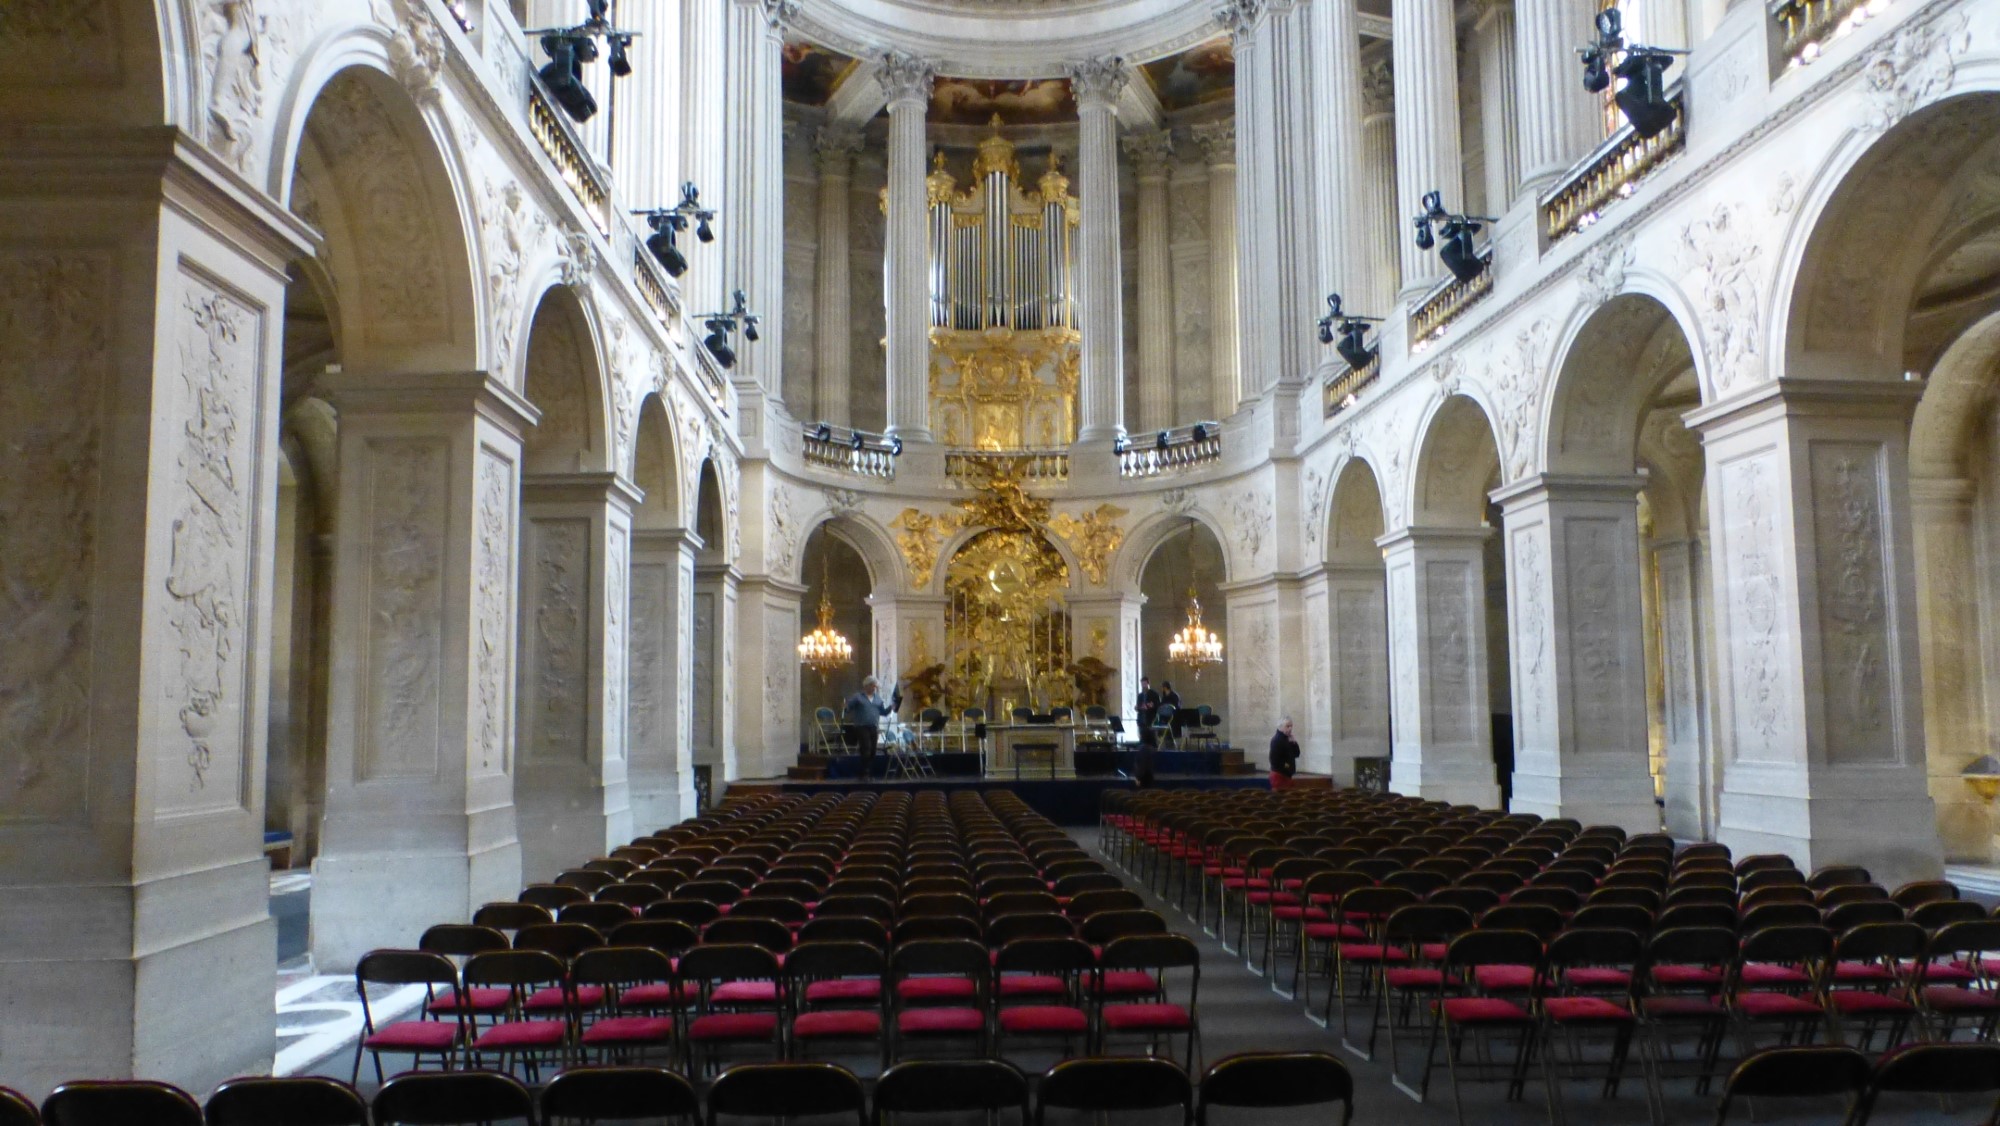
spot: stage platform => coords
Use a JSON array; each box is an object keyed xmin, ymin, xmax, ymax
[
  {"xmin": 809, "ymin": 748, "xmax": 1232, "ymax": 781},
  {"xmin": 742, "ymin": 773, "xmax": 1272, "ymax": 826}
]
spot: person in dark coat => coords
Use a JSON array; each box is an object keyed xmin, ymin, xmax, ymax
[
  {"xmin": 1159, "ymin": 681, "xmax": 1183, "ymax": 741},
  {"xmin": 1269, "ymin": 717, "xmax": 1300, "ymax": 791},
  {"xmin": 1134, "ymin": 677, "xmax": 1162, "ymax": 785},
  {"xmin": 842, "ymin": 675, "xmax": 901, "ymax": 780}
]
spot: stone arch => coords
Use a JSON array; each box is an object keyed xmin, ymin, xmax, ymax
[
  {"xmin": 1780, "ymin": 91, "xmax": 2000, "ymax": 383},
  {"xmin": 1111, "ymin": 507, "xmax": 1232, "ymax": 591},
  {"xmin": 1325, "ymin": 456, "xmax": 1388, "ymax": 567},
  {"xmin": 695, "ymin": 458, "xmax": 727, "ymax": 562},
  {"xmin": 282, "ymin": 62, "xmax": 477, "ymax": 373},
  {"xmin": 1411, "ymin": 394, "xmax": 1503, "ymax": 526},
  {"xmin": 631, "ymin": 393, "xmax": 683, "ymax": 532},
  {"xmin": 1543, "ymin": 293, "xmax": 1701, "ymax": 477},
  {"xmin": 796, "ymin": 512, "xmax": 904, "ymax": 593},
  {"xmin": 932, "ymin": 520, "xmax": 1085, "ymax": 596},
  {"xmin": 1137, "ymin": 517, "xmax": 1230, "ymax": 721},
  {"xmin": 520, "ymin": 285, "xmax": 613, "ymax": 474}
]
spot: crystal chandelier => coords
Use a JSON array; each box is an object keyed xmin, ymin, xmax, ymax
[
  {"xmin": 1167, "ymin": 585, "xmax": 1224, "ymax": 678},
  {"xmin": 797, "ymin": 561, "xmax": 853, "ymax": 680}
]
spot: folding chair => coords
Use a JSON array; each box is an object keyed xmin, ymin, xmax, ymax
[
  {"xmin": 351, "ymin": 950, "xmax": 466, "ymax": 1084},
  {"xmin": 0, "ymin": 1089, "xmax": 32, "ymax": 1126},
  {"xmin": 889, "ymin": 938, "xmax": 990, "ymax": 1060},
  {"xmin": 1196, "ymin": 1052, "xmax": 1354, "ymax": 1126},
  {"xmin": 370, "ymin": 1072, "xmax": 535, "ymax": 1126},
  {"xmin": 1035, "ymin": 1057, "xmax": 1192, "ymax": 1126},
  {"xmin": 1915, "ymin": 919, "xmax": 2000, "ymax": 1041},
  {"xmin": 40, "ymin": 1082, "xmax": 202, "ymax": 1126},
  {"xmin": 539, "ymin": 1065, "xmax": 698, "ymax": 1126},
  {"xmin": 679, "ymin": 944, "xmax": 785, "ymax": 1077},
  {"xmin": 1415, "ymin": 929, "xmax": 1549, "ymax": 1125},
  {"xmin": 992, "ymin": 936, "xmax": 1094, "ymax": 1059},
  {"xmin": 873, "ymin": 1059, "xmax": 1029, "ymax": 1125},
  {"xmin": 462, "ymin": 949, "xmax": 573, "ymax": 1082},
  {"xmin": 1825, "ymin": 921, "xmax": 1923, "ymax": 1052},
  {"xmin": 571, "ymin": 946, "xmax": 679, "ymax": 1065},
  {"xmin": 205, "ymin": 1078, "xmax": 368, "ymax": 1126},
  {"xmin": 1850, "ymin": 1040, "xmax": 2000, "ymax": 1125},
  {"xmin": 708, "ymin": 1063, "xmax": 866, "ymax": 1126},
  {"xmin": 1711, "ymin": 1045, "xmax": 1870, "ymax": 1125},
  {"xmin": 1097, "ymin": 933, "xmax": 1202, "ymax": 1072},
  {"xmin": 1537, "ymin": 928, "xmax": 1645, "ymax": 1124},
  {"xmin": 785, "ymin": 941, "xmax": 889, "ymax": 1070},
  {"xmin": 1728, "ymin": 924, "xmax": 1833, "ymax": 1055}
]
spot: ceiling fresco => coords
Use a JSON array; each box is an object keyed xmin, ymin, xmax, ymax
[{"xmin": 1141, "ymin": 37, "xmax": 1235, "ymax": 111}]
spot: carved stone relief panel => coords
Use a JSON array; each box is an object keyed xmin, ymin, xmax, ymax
[
  {"xmin": 606, "ymin": 531, "xmax": 628, "ymax": 762},
  {"xmin": 471, "ymin": 451, "xmax": 514, "ymax": 773},
  {"xmin": 1810, "ymin": 442, "xmax": 1896, "ymax": 765},
  {"xmin": 628, "ymin": 561, "xmax": 669, "ymax": 765},
  {"xmin": 677, "ymin": 559, "xmax": 695, "ymax": 766},
  {"xmin": 1388, "ymin": 562, "xmax": 1420, "ymax": 740},
  {"xmin": 0, "ymin": 252, "xmax": 108, "ymax": 823},
  {"xmin": 523, "ymin": 306, "xmax": 588, "ymax": 470},
  {"xmin": 523, "ymin": 518, "xmax": 590, "ymax": 764},
  {"xmin": 1335, "ymin": 587, "xmax": 1389, "ymax": 740},
  {"xmin": 1425, "ymin": 560, "xmax": 1474, "ymax": 743},
  {"xmin": 1565, "ymin": 517, "xmax": 1627, "ymax": 747},
  {"xmin": 1236, "ymin": 602, "xmax": 1278, "ymax": 730},
  {"xmin": 1658, "ymin": 548, "xmax": 1700, "ymax": 747},
  {"xmin": 1718, "ymin": 452, "xmax": 1788, "ymax": 763},
  {"xmin": 362, "ymin": 439, "xmax": 448, "ymax": 780},
  {"xmin": 693, "ymin": 591, "xmax": 716, "ymax": 751},
  {"xmin": 158, "ymin": 275, "xmax": 261, "ymax": 813},
  {"xmin": 1512, "ymin": 529, "xmax": 1550, "ymax": 733}
]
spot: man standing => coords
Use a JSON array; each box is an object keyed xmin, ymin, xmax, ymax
[
  {"xmin": 843, "ymin": 675, "xmax": 902, "ymax": 781},
  {"xmin": 1269, "ymin": 717, "xmax": 1300, "ymax": 791},
  {"xmin": 1134, "ymin": 677, "xmax": 1162, "ymax": 786}
]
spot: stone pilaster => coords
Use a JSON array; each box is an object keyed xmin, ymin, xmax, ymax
[
  {"xmin": 1307, "ymin": 0, "xmax": 1369, "ymax": 341},
  {"xmin": 1392, "ymin": 0, "xmax": 1465, "ymax": 294},
  {"xmin": 880, "ymin": 52, "xmax": 936, "ymax": 440},
  {"xmin": 610, "ymin": 0, "xmax": 681, "ymax": 207},
  {"xmin": 693, "ymin": 562, "xmax": 741, "ymax": 784},
  {"xmin": 1492, "ymin": 475, "xmax": 1661, "ymax": 832},
  {"xmin": 725, "ymin": 0, "xmax": 790, "ymax": 397},
  {"xmin": 1068, "ymin": 57, "xmax": 1131, "ymax": 444},
  {"xmin": 734, "ymin": 576, "xmax": 805, "ymax": 779},
  {"xmin": 1379, "ymin": 527, "xmax": 1501, "ymax": 806},
  {"xmin": 1068, "ymin": 593, "xmax": 1148, "ymax": 732},
  {"xmin": 680, "ymin": 0, "xmax": 728, "ymax": 316},
  {"xmin": 1689, "ymin": 380, "xmax": 1942, "ymax": 886},
  {"xmin": 1221, "ymin": 2, "xmax": 1278, "ymax": 406},
  {"xmin": 814, "ymin": 127, "xmax": 864, "ymax": 427},
  {"xmin": 630, "ymin": 528, "xmax": 700, "ymax": 834},
  {"xmin": 1123, "ymin": 130, "xmax": 1175, "ymax": 432},
  {"xmin": 1190, "ymin": 119, "xmax": 1241, "ymax": 422},
  {"xmin": 1514, "ymin": 0, "xmax": 1600, "ymax": 192},
  {"xmin": 1320, "ymin": 565, "xmax": 1393, "ymax": 784},
  {"xmin": 1652, "ymin": 537, "xmax": 1714, "ymax": 840},
  {"xmin": 1911, "ymin": 478, "xmax": 1990, "ymax": 861}
]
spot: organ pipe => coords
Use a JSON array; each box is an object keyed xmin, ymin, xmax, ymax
[{"xmin": 923, "ymin": 117, "xmax": 1080, "ymax": 337}]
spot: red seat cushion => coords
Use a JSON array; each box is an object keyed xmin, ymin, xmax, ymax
[
  {"xmin": 1442, "ymin": 997, "xmax": 1530, "ymax": 1022},
  {"xmin": 804, "ymin": 979, "xmax": 882, "ymax": 1004},
  {"xmin": 1418, "ymin": 943, "xmax": 1450, "ymax": 963},
  {"xmin": 899, "ymin": 977, "xmax": 977, "ymax": 1001},
  {"xmin": 526, "ymin": 984, "xmax": 605, "ymax": 1011},
  {"xmin": 1923, "ymin": 986, "xmax": 2000, "ymax": 1012},
  {"xmin": 1271, "ymin": 906, "xmax": 1330, "ymax": 921},
  {"xmin": 1641, "ymin": 996, "xmax": 1726, "ymax": 1018},
  {"xmin": 793, "ymin": 1010, "xmax": 882, "ymax": 1037},
  {"xmin": 473, "ymin": 1020, "xmax": 567, "ymax": 1049},
  {"xmin": 1385, "ymin": 968, "xmax": 1446, "ymax": 989},
  {"xmin": 1735, "ymin": 992, "xmax": 1823, "ymax": 1018},
  {"xmin": 1339, "ymin": 944, "xmax": 1407, "ymax": 962},
  {"xmin": 998, "ymin": 974, "xmax": 1066, "ymax": 997},
  {"xmin": 1304, "ymin": 923, "xmax": 1369, "ymax": 942},
  {"xmin": 1565, "ymin": 968, "xmax": 1633, "ymax": 989},
  {"xmin": 1098, "ymin": 970, "xmax": 1160, "ymax": 996},
  {"xmin": 689, "ymin": 1012, "xmax": 780, "ymax": 1040},
  {"xmin": 427, "ymin": 986, "xmax": 509, "ymax": 1015},
  {"xmin": 1649, "ymin": 965, "xmax": 1724, "ymax": 988},
  {"xmin": 712, "ymin": 981, "xmax": 781, "ymax": 1005},
  {"xmin": 1828, "ymin": 990, "xmax": 1914, "ymax": 1014},
  {"xmin": 1832, "ymin": 962, "xmax": 1897, "ymax": 984},
  {"xmin": 898, "ymin": 1007, "xmax": 985, "ymax": 1034},
  {"xmin": 1544, "ymin": 996, "xmax": 1633, "ymax": 1022},
  {"xmin": 364, "ymin": 1021, "xmax": 459, "ymax": 1051},
  {"xmin": 1913, "ymin": 963, "xmax": 1978, "ymax": 984},
  {"xmin": 1473, "ymin": 964, "xmax": 1539, "ymax": 991},
  {"xmin": 619, "ymin": 982, "xmax": 694, "ymax": 1008},
  {"xmin": 581, "ymin": 1015, "xmax": 676, "ymax": 1044},
  {"xmin": 998, "ymin": 1005, "xmax": 1089, "ymax": 1034},
  {"xmin": 1102, "ymin": 1003, "xmax": 1192, "ymax": 1031},
  {"xmin": 1739, "ymin": 963, "xmax": 1810, "ymax": 987}
]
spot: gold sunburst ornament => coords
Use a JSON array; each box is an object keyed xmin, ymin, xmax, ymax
[{"xmin": 797, "ymin": 560, "xmax": 853, "ymax": 680}]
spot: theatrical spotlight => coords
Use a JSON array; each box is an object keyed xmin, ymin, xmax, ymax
[
  {"xmin": 1411, "ymin": 192, "xmax": 1495, "ymax": 284},
  {"xmin": 633, "ymin": 182, "xmax": 717, "ymax": 279},
  {"xmin": 1577, "ymin": 6, "xmax": 1685, "ymax": 138},
  {"xmin": 527, "ymin": 0, "xmax": 640, "ymax": 124},
  {"xmin": 1316, "ymin": 293, "xmax": 1382, "ymax": 371},
  {"xmin": 696, "ymin": 289, "xmax": 761, "ymax": 370}
]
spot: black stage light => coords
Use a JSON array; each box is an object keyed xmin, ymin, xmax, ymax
[
  {"xmin": 645, "ymin": 224, "xmax": 686, "ymax": 277},
  {"xmin": 1438, "ymin": 219, "xmax": 1487, "ymax": 284},
  {"xmin": 608, "ymin": 33, "xmax": 633, "ymax": 77},
  {"xmin": 704, "ymin": 326, "xmax": 735, "ymax": 369},
  {"xmin": 538, "ymin": 35, "xmax": 597, "ymax": 122},
  {"xmin": 814, "ymin": 422, "xmax": 832, "ymax": 442},
  {"xmin": 1156, "ymin": 430, "xmax": 1170, "ymax": 451},
  {"xmin": 1336, "ymin": 321, "xmax": 1375, "ymax": 372},
  {"xmin": 742, "ymin": 317, "xmax": 760, "ymax": 343},
  {"xmin": 851, "ymin": 430, "xmax": 865, "ymax": 450},
  {"xmin": 1413, "ymin": 213, "xmax": 1435, "ymax": 250},
  {"xmin": 1191, "ymin": 424, "xmax": 1208, "ymax": 443},
  {"xmin": 1582, "ymin": 47, "xmax": 1611, "ymax": 93},
  {"xmin": 1615, "ymin": 49, "xmax": 1678, "ymax": 137},
  {"xmin": 1113, "ymin": 435, "xmax": 1129, "ymax": 454},
  {"xmin": 889, "ymin": 436, "xmax": 904, "ymax": 456}
]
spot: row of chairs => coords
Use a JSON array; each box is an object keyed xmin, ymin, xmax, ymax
[{"xmin": 1, "ymin": 1052, "xmax": 1357, "ymax": 1126}]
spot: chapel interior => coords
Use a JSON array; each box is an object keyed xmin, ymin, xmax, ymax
[{"xmin": 4, "ymin": 0, "xmax": 2000, "ymax": 1122}]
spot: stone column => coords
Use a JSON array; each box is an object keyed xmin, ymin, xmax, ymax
[
  {"xmin": 1323, "ymin": 565, "xmax": 1393, "ymax": 785},
  {"xmin": 1492, "ymin": 475, "xmax": 1661, "ymax": 831},
  {"xmin": 1124, "ymin": 130, "xmax": 1175, "ymax": 432},
  {"xmin": 1068, "ymin": 57, "xmax": 1130, "ymax": 444},
  {"xmin": 315, "ymin": 373, "xmax": 537, "ymax": 969},
  {"xmin": 1652, "ymin": 537, "xmax": 1713, "ymax": 840},
  {"xmin": 1358, "ymin": 61, "xmax": 1399, "ymax": 317},
  {"xmin": 814, "ymin": 127, "xmax": 863, "ymax": 427},
  {"xmin": 0, "ymin": 133, "xmax": 311, "ymax": 1094},
  {"xmin": 1221, "ymin": 3, "xmax": 1276, "ymax": 406},
  {"xmin": 1306, "ymin": 0, "xmax": 1368, "ymax": 366},
  {"xmin": 880, "ymin": 52, "xmax": 935, "ymax": 440},
  {"xmin": 1911, "ymin": 479, "xmax": 1991, "ymax": 861},
  {"xmin": 609, "ymin": 0, "xmax": 681, "ymax": 207},
  {"xmin": 1392, "ymin": 0, "xmax": 1465, "ymax": 294},
  {"xmin": 513, "ymin": 474, "xmax": 640, "ymax": 883},
  {"xmin": 1689, "ymin": 380, "xmax": 1942, "ymax": 886},
  {"xmin": 693, "ymin": 562, "xmax": 740, "ymax": 786},
  {"xmin": 1378, "ymin": 527, "xmax": 1501, "ymax": 806},
  {"xmin": 680, "ymin": 0, "xmax": 728, "ymax": 316},
  {"xmin": 1514, "ymin": 0, "xmax": 1599, "ymax": 192},
  {"xmin": 1473, "ymin": 0, "xmax": 1521, "ymax": 215},
  {"xmin": 725, "ymin": 0, "xmax": 789, "ymax": 397},
  {"xmin": 734, "ymin": 577, "xmax": 805, "ymax": 779},
  {"xmin": 1190, "ymin": 120, "xmax": 1240, "ymax": 422},
  {"xmin": 629, "ymin": 528, "xmax": 699, "ymax": 834}
]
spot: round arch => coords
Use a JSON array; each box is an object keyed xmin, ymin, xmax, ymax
[
  {"xmin": 795, "ymin": 512, "xmax": 905, "ymax": 592},
  {"xmin": 519, "ymin": 284, "xmax": 614, "ymax": 474},
  {"xmin": 1110, "ymin": 507, "xmax": 1232, "ymax": 591},
  {"xmin": 631, "ymin": 393, "xmax": 684, "ymax": 531},
  {"xmin": 932, "ymin": 520, "xmax": 1084, "ymax": 596},
  {"xmin": 1410, "ymin": 394, "xmax": 1503, "ymax": 526},
  {"xmin": 1325, "ymin": 455, "xmax": 1389, "ymax": 567},
  {"xmin": 1542, "ymin": 292, "xmax": 1700, "ymax": 477}
]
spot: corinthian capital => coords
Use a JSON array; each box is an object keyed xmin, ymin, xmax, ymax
[
  {"xmin": 1362, "ymin": 58, "xmax": 1395, "ymax": 116},
  {"xmin": 1188, "ymin": 119, "xmax": 1236, "ymax": 165},
  {"xmin": 1065, "ymin": 57, "xmax": 1130, "ymax": 108},
  {"xmin": 814, "ymin": 126, "xmax": 865, "ymax": 175},
  {"xmin": 878, "ymin": 51, "xmax": 936, "ymax": 106},
  {"xmin": 1214, "ymin": 0, "xmax": 1265, "ymax": 38},
  {"xmin": 1121, "ymin": 130, "xmax": 1174, "ymax": 176}
]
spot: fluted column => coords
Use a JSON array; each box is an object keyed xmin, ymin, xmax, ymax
[
  {"xmin": 880, "ymin": 52, "xmax": 934, "ymax": 440},
  {"xmin": 1190, "ymin": 120, "xmax": 1240, "ymax": 422},
  {"xmin": 1221, "ymin": 1, "xmax": 1275, "ymax": 404},
  {"xmin": 1392, "ymin": 0, "xmax": 1464, "ymax": 294},
  {"xmin": 1358, "ymin": 61, "xmax": 1400, "ymax": 316},
  {"xmin": 1124, "ymin": 130, "xmax": 1175, "ymax": 432},
  {"xmin": 1307, "ymin": 0, "xmax": 1368, "ymax": 327},
  {"xmin": 1474, "ymin": 0, "xmax": 1521, "ymax": 214},
  {"xmin": 1515, "ymin": 0, "xmax": 1599, "ymax": 192},
  {"xmin": 609, "ymin": 0, "xmax": 680, "ymax": 207},
  {"xmin": 725, "ymin": 0, "xmax": 789, "ymax": 394},
  {"xmin": 680, "ymin": 0, "xmax": 727, "ymax": 315},
  {"xmin": 814, "ymin": 127, "xmax": 863, "ymax": 426},
  {"xmin": 1069, "ymin": 57, "xmax": 1130, "ymax": 443}
]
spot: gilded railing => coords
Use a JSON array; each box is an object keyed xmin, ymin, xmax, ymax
[
  {"xmin": 1542, "ymin": 90, "xmax": 1687, "ymax": 244},
  {"xmin": 1322, "ymin": 355, "xmax": 1381, "ymax": 418},
  {"xmin": 1409, "ymin": 255, "xmax": 1495, "ymax": 353},
  {"xmin": 693, "ymin": 346, "xmax": 733, "ymax": 417},
  {"xmin": 944, "ymin": 449, "xmax": 1070, "ymax": 485},
  {"xmin": 1771, "ymin": 0, "xmax": 1886, "ymax": 66},
  {"xmin": 526, "ymin": 83, "xmax": 611, "ymax": 234},
  {"xmin": 632, "ymin": 247, "xmax": 679, "ymax": 327},
  {"xmin": 804, "ymin": 424, "xmax": 900, "ymax": 479},
  {"xmin": 1117, "ymin": 423, "xmax": 1222, "ymax": 477}
]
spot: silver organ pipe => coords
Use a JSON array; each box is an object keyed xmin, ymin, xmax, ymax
[{"xmin": 919, "ymin": 121, "xmax": 1080, "ymax": 338}]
